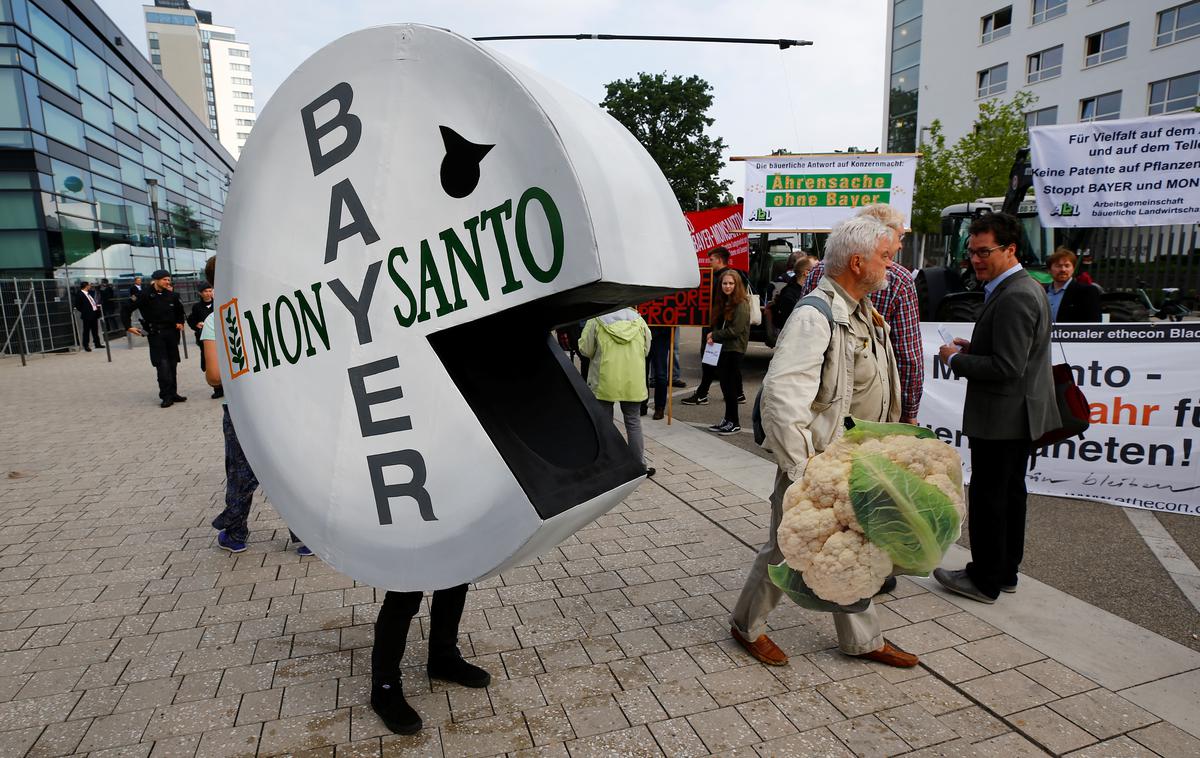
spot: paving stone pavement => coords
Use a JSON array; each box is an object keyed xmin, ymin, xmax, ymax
[{"xmin": 2, "ymin": 346, "xmax": 1199, "ymax": 757}]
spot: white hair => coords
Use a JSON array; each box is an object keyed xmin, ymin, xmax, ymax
[
  {"xmin": 824, "ymin": 216, "xmax": 893, "ymax": 277},
  {"xmin": 856, "ymin": 203, "xmax": 906, "ymax": 232}
]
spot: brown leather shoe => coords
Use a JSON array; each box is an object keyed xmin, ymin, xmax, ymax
[
  {"xmin": 652, "ymin": 408, "xmax": 665, "ymax": 420},
  {"xmin": 853, "ymin": 642, "xmax": 919, "ymax": 668},
  {"xmin": 731, "ymin": 627, "xmax": 788, "ymax": 666}
]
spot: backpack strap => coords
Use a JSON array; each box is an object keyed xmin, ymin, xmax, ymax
[{"xmin": 752, "ymin": 294, "xmax": 835, "ymax": 446}]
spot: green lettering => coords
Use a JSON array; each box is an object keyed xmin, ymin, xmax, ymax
[
  {"xmin": 480, "ymin": 199, "xmax": 522, "ymax": 295},
  {"xmin": 515, "ymin": 186, "xmax": 564, "ymax": 284},
  {"xmin": 441, "ymin": 220, "xmax": 490, "ymax": 310},
  {"xmin": 274, "ymin": 295, "xmax": 303, "ymax": 365},
  {"xmin": 294, "ymin": 282, "xmax": 330, "ymax": 356},
  {"xmin": 387, "ymin": 246, "xmax": 419, "ymax": 328},
  {"xmin": 417, "ymin": 238, "xmax": 454, "ymax": 322},
  {"xmin": 244, "ymin": 303, "xmax": 279, "ymax": 372}
]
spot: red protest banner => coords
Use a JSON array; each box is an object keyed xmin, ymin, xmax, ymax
[{"xmin": 639, "ymin": 205, "xmax": 748, "ymax": 327}]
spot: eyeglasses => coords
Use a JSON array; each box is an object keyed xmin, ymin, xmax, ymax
[{"xmin": 966, "ymin": 244, "xmax": 1005, "ymax": 258}]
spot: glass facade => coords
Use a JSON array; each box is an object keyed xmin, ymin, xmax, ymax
[
  {"xmin": 887, "ymin": 0, "xmax": 922, "ymax": 153},
  {"xmin": 0, "ymin": 0, "xmax": 233, "ymax": 280}
]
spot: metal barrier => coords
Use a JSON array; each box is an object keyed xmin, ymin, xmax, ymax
[{"xmin": 1, "ymin": 277, "xmax": 206, "ymax": 359}]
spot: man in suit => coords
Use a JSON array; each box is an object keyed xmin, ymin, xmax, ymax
[
  {"xmin": 1046, "ymin": 248, "xmax": 1101, "ymax": 322},
  {"xmin": 933, "ymin": 213, "xmax": 1059, "ymax": 603},
  {"xmin": 75, "ymin": 281, "xmax": 102, "ymax": 351}
]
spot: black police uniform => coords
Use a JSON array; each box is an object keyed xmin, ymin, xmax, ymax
[
  {"xmin": 187, "ymin": 298, "xmax": 214, "ymax": 370},
  {"xmin": 124, "ymin": 284, "xmax": 186, "ymax": 403}
]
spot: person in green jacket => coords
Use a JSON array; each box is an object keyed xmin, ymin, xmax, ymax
[
  {"xmin": 708, "ymin": 270, "xmax": 752, "ymax": 436},
  {"xmin": 579, "ymin": 308, "xmax": 655, "ymax": 477}
]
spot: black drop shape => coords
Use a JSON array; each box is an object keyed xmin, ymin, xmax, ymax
[{"xmin": 439, "ymin": 126, "xmax": 494, "ymax": 198}]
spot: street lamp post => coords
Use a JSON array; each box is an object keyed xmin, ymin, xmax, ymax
[{"xmin": 146, "ymin": 178, "xmax": 166, "ymax": 272}]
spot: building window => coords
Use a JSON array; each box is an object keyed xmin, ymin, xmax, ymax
[
  {"xmin": 234, "ymin": 104, "xmax": 254, "ymax": 112},
  {"xmin": 203, "ymin": 63, "xmax": 211, "ymax": 73},
  {"xmin": 1080, "ymin": 91, "xmax": 1122, "ymax": 121},
  {"xmin": 1027, "ymin": 45, "xmax": 1063, "ymax": 83},
  {"xmin": 150, "ymin": 52, "xmax": 161, "ymax": 64},
  {"xmin": 1025, "ymin": 106, "xmax": 1057, "ymax": 129},
  {"xmin": 981, "ymin": 7, "xmax": 1012, "ymax": 43},
  {"xmin": 145, "ymin": 11, "xmax": 197, "ymax": 26},
  {"xmin": 206, "ymin": 91, "xmax": 215, "ymax": 103},
  {"xmin": 231, "ymin": 77, "xmax": 253, "ymax": 85},
  {"xmin": 236, "ymin": 118, "xmax": 255, "ymax": 126},
  {"xmin": 230, "ymin": 63, "xmax": 251, "ymax": 72},
  {"xmin": 148, "ymin": 38, "xmax": 159, "ymax": 49},
  {"xmin": 1156, "ymin": 2, "xmax": 1200, "ymax": 46},
  {"xmin": 977, "ymin": 63, "xmax": 1008, "ymax": 97},
  {"xmin": 1032, "ymin": 0, "xmax": 1067, "ymax": 24},
  {"xmin": 207, "ymin": 105, "xmax": 216, "ymax": 116},
  {"xmin": 233, "ymin": 91, "xmax": 253, "ymax": 99},
  {"xmin": 202, "ymin": 48, "xmax": 210, "ymax": 60},
  {"xmin": 1149, "ymin": 71, "xmax": 1200, "ymax": 114},
  {"xmin": 1085, "ymin": 24, "xmax": 1129, "ymax": 67},
  {"xmin": 228, "ymin": 48, "xmax": 250, "ymax": 58},
  {"xmin": 237, "ymin": 132, "xmax": 250, "ymax": 139}
]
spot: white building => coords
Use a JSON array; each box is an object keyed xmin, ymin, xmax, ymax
[
  {"xmin": 144, "ymin": 1, "xmax": 255, "ymax": 157},
  {"xmin": 883, "ymin": 0, "xmax": 1200, "ymax": 151}
]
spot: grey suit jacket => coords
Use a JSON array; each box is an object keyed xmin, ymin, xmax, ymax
[{"xmin": 950, "ymin": 268, "xmax": 1059, "ymax": 441}]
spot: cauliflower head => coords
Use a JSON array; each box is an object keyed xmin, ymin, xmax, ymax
[{"xmin": 775, "ymin": 423, "xmax": 966, "ymax": 605}]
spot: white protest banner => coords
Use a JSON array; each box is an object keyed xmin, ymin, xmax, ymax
[
  {"xmin": 741, "ymin": 154, "xmax": 918, "ymax": 232},
  {"xmin": 920, "ymin": 323, "xmax": 1200, "ymax": 516},
  {"xmin": 1029, "ymin": 112, "xmax": 1200, "ymax": 227},
  {"xmin": 216, "ymin": 24, "xmax": 698, "ymax": 590}
]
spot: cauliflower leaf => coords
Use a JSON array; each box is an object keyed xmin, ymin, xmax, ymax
[
  {"xmin": 767, "ymin": 562, "xmax": 871, "ymax": 614},
  {"xmin": 849, "ymin": 451, "xmax": 961, "ymax": 575}
]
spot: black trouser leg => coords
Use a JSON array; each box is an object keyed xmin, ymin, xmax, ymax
[
  {"xmin": 427, "ymin": 584, "xmax": 469, "ymax": 660},
  {"xmin": 696, "ymin": 328, "xmax": 714, "ymax": 396},
  {"xmin": 372, "ymin": 590, "xmax": 424, "ymax": 685},
  {"xmin": 718, "ymin": 350, "xmax": 744, "ymax": 426},
  {"xmin": 965, "ymin": 438, "xmax": 1030, "ymax": 598},
  {"xmin": 83, "ymin": 318, "xmax": 100, "ymax": 348}
]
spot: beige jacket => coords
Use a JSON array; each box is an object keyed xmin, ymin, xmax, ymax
[{"xmin": 760, "ymin": 276, "xmax": 902, "ymax": 481}]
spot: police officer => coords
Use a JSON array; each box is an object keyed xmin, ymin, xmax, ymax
[{"xmin": 123, "ymin": 269, "xmax": 187, "ymax": 407}]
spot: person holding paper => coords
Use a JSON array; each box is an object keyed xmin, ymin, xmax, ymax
[{"xmin": 706, "ymin": 270, "xmax": 752, "ymax": 436}]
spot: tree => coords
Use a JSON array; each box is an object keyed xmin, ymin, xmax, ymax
[
  {"xmin": 911, "ymin": 91, "xmax": 1037, "ymax": 233},
  {"xmin": 601, "ymin": 72, "xmax": 731, "ymax": 210},
  {"xmin": 168, "ymin": 204, "xmax": 216, "ymax": 250}
]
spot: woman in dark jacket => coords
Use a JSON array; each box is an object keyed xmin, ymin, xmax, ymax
[{"xmin": 707, "ymin": 269, "xmax": 751, "ymax": 435}]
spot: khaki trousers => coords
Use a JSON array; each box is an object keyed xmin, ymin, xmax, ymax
[{"xmin": 729, "ymin": 468, "xmax": 883, "ymax": 656}]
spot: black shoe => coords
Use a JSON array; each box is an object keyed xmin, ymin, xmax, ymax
[
  {"xmin": 172, "ymin": 395, "xmax": 187, "ymax": 403},
  {"xmin": 371, "ymin": 681, "xmax": 422, "ymax": 735},
  {"xmin": 672, "ymin": 379, "xmax": 687, "ymax": 388},
  {"xmin": 83, "ymin": 346, "xmax": 92, "ymax": 352},
  {"xmin": 680, "ymin": 394, "xmax": 709, "ymax": 406},
  {"xmin": 737, "ymin": 394, "xmax": 747, "ymax": 404},
  {"xmin": 714, "ymin": 420, "xmax": 741, "ymax": 436},
  {"xmin": 212, "ymin": 387, "xmax": 224, "ymax": 399},
  {"xmin": 933, "ymin": 568, "xmax": 996, "ymax": 604},
  {"xmin": 427, "ymin": 655, "xmax": 491, "ymax": 688},
  {"xmin": 160, "ymin": 399, "xmax": 174, "ymax": 408},
  {"xmin": 1000, "ymin": 579, "xmax": 1018, "ymax": 594},
  {"xmin": 645, "ymin": 467, "xmax": 656, "ymax": 478},
  {"xmin": 876, "ymin": 576, "xmax": 898, "ymax": 595}
]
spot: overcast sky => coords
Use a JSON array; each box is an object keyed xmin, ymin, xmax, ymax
[{"xmin": 95, "ymin": 0, "xmax": 887, "ymax": 193}]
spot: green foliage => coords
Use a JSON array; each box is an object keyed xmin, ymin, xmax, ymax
[
  {"xmin": 168, "ymin": 204, "xmax": 216, "ymax": 250},
  {"xmin": 767, "ymin": 562, "xmax": 871, "ymax": 613},
  {"xmin": 912, "ymin": 91, "xmax": 1037, "ymax": 233},
  {"xmin": 849, "ymin": 453, "xmax": 961, "ymax": 575},
  {"xmin": 224, "ymin": 309, "xmax": 245, "ymax": 372},
  {"xmin": 843, "ymin": 419, "xmax": 937, "ymax": 442},
  {"xmin": 602, "ymin": 72, "xmax": 731, "ymax": 210}
]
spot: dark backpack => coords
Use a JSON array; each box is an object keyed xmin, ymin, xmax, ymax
[{"xmin": 752, "ymin": 294, "xmax": 835, "ymax": 446}]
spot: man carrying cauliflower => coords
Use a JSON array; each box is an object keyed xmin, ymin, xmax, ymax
[{"xmin": 730, "ymin": 215, "xmax": 920, "ymax": 669}]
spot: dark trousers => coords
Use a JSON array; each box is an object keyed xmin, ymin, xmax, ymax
[
  {"xmin": 213, "ymin": 406, "xmax": 259, "ymax": 542},
  {"xmin": 147, "ymin": 329, "xmax": 180, "ymax": 401},
  {"xmin": 80, "ymin": 316, "xmax": 101, "ymax": 348},
  {"xmin": 372, "ymin": 584, "xmax": 469, "ymax": 685},
  {"xmin": 696, "ymin": 328, "xmax": 715, "ymax": 397},
  {"xmin": 648, "ymin": 328, "xmax": 671, "ymax": 410},
  {"xmin": 718, "ymin": 350, "xmax": 744, "ymax": 426},
  {"xmin": 965, "ymin": 438, "xmax": 1030, "ymax": 599}
]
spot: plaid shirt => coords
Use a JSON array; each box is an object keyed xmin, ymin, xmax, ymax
[{"xmin": 800, "ymin": 262, "xmax": 924, "ymax": 420}]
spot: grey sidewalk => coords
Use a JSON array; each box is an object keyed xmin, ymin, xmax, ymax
[{"xmin": 1, "ymin": 346, "xmax": 1198, "ymax": 757}]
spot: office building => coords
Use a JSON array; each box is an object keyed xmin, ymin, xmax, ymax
[
  {"xmin": 883, "ymin": 0, "xmax": 1200, "ymax": 151},
  {"xmin": 144, "ymin": 0, "xmax": 253, "ymax": 157},
  {"xmin": 0, "ymin": 0, "xmax": 234, "ymax": 282}
]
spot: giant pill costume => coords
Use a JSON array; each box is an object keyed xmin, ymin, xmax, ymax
[{"xmin": 215, "ymin": 24, "xmax": 698, "ymax": 589}]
